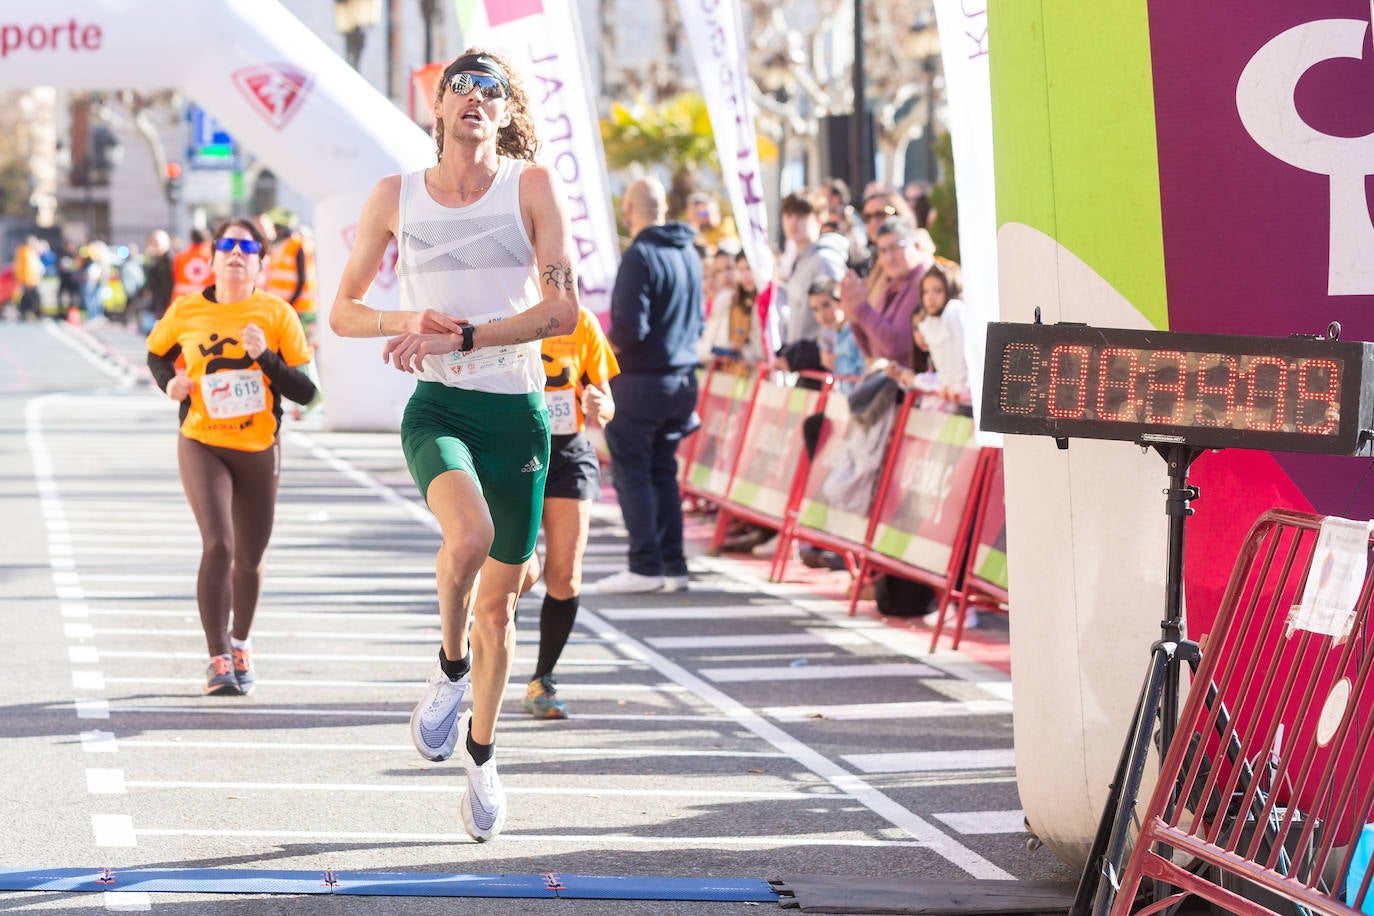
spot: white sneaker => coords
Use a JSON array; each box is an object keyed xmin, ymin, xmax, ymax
[
  {"xmin": 749, "ymin": 535, "xmax": 779, "ymax": 558},
  {"xmin": 924, "ymin": 606, "xmax": 979, "ymax": 630},
  {"xmin": 593, "ymin": 569, "xmax": 664, "ymax": 594},
  {"xmin": 662, "ymin": 574, "xmax": 689, "ymax": 592},
  {"xmin": 457, "ymin": 712, "xmax": 507, "ymax": 842},
  {"xmin": 410, "ymin": 659, "xmax": 469, "ymax": 761}
]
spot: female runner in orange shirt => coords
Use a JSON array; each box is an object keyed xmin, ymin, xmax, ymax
[{"xmin": 146, "ymin": 219, "xmax": 317, "ymax": 695}]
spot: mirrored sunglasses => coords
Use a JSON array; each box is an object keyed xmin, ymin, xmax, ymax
[
  {"xmin": 214, "ymin": 237, "xmax": 262, "ymax": 255},
  {"xmin": 448, "ymin": 71, "xmax": 508, "ymax": 100},
  {"xmin": 862, "ymin": 205, "xmax": 898, "ymax": 221}
]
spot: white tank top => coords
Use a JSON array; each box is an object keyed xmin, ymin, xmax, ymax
[{"xmin": 397, "ymin": 157, "xmax": 543, "ymax": 393}]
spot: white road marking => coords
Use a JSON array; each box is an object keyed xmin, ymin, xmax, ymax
[
  {"xmin": 75, "ymin": 699, "xmax": 111, "ymax": 719},
  {"xmin": 119, "ymin": 779, "xmax": 836, "ymax": 799},
  {"xmin": 597, "ymin": 605, "xmax": 801, "ymax": 621},
  {"xmin": 92, "ymin": 814, "xmax": 137, "ymax": 847},
  {"xmin": 700, "ymin": 662, "xmax": 936, "ymax": 683},
  {"xmin": 73, "ymin": 670, "xmax": 106, "ymax": 690},
  {"xmin": 69, "ymin": 645, "xmax": 100, "ymax": 664},
  {"xmin": 98, "ymin": 677, "xmax": 685, "ymax": 693},
  {"xmin": 64, "ymin": 622, "xmax": 95, "ymax": 639},
  {"xmin": 575, "ymin": 607, "xmax": 1016, "ymax": 881},
  {"xmin": 932, "ymin": 810, "xmax": 1027, "ymax": 836},
  {"xmin": 764, "ymin": 699, "xmax": 1012, "ymax": 722},
  {"xmin": 87, "ymin": 769, "xmax": 127, "ymax": 794},
  {"xmin": 103, "ymin": 890, "xmax": 152, "ymax": 911},
  {"xmin": 844, "ymin": 749, "xmax": 1018, "ymax": 774},
  {"xmin": 81, "ymin": 730, "xmax": 119, "ymax": 753},
  {"xmin": 646, "ymin": 630, "xmax": 869, "ymax": 649},
  {"xmin": 133, "ymin": 827, "xmax": 927, "ymax": 848}
]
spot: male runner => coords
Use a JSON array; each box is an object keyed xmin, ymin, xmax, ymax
[{"xmin": 328, "ymin": 48, "xmax": 579, "ymax": 842}]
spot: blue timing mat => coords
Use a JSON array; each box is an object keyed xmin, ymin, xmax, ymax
[{"xmin": 0, "ymin": 867, "xmax": 778, "ymax": 902}]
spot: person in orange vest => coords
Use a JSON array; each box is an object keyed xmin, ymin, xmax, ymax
[
  {"xmin": 13, "ymin": 235, "xmax": 45, "ymax": 321},
  {"xmin": 171, "ymin": 229, "xmax": 215, "ymax": 303},
  {"xmin": 264, "ymin": 208, "xmax": 317, "ymax": 334}
]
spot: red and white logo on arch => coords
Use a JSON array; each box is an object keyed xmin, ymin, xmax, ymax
[{"xmin": 232, "ymin": 63, "xmax": 313, "ymax": 131}]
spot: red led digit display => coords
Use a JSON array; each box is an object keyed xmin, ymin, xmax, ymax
[
  {"xmin": 1147, "ymin": 351, "xmax": 1187, "ymax": 424},
  {"xmin": 1047, "ymin": 344, "xmax": 1090, "ymax": 418},
  {"xmin": 981, "ymin": 323, "xmax": 1373, "ymax": 455},
  {"xmin": 1297, "ymin": 359, "xmax": 1339, "ymax": 435}
]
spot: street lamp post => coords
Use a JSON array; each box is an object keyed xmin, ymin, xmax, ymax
[
  {"xmin": 850, "ymin": 0, "xmax": 871, "ymax": 197},
  {"xmin": 334, "ymin": 0, "xmax": 382, "ymax": 71}
]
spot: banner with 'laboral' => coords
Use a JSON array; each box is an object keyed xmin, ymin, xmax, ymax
[{"xmin": 454, "ymin": 0, "xmax": 620, "ymax": 319}]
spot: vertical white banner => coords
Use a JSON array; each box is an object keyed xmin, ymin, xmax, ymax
[
  {"xmin": 454, "ymin": 0, "xmax": 620, "ymax": 318},
  {"xmin": 933, "ymin": 0, "xmax": 999, "ymax": 446},
  {"xmin": 677, "ymin": 0, "xmax": 775, "ymax": 282}
]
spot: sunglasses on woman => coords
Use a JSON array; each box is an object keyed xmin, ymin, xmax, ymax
[
  {"xmin": 214, "ymin": 237, "xmax": 262, "ymax": 255},
  {"xmin": 862, "ymin": 205, "xmax": 898, "ymax": 222},
  {"xmin": 448, "ymin": 71, "xmax": 509, "ymax": 100}
]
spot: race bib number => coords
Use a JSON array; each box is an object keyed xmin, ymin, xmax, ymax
[
  {"xmin": 201, "ymin": 369, "xmax": 266, "ymax": 419},
  {"xmin": 545, "ymin": 387, "xmax": 578, "ymax": 435},
  {"xmin": 437, "ymin": 310, "xmax": 530, "ymax": 383}
]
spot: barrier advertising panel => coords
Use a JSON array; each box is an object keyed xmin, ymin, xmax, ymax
[
  {"xmin": 724, "ymin": 379, "xmax": 820, "ymax": 521},
  {"xmin": 968, "ymin": 449, "xmax": 1008, "ymax": 593},
  {"xmin": 793, "ymin": 395, "xmax": 873, "ymax": 548},
  {"xmin": 683, "ymin": 368, "xmax": 754, "ymax": 502},
  {"xmin": 869, "ymin": 409, "xmax": 981, "ymax": 577}
]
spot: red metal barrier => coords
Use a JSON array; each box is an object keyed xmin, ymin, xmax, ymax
[
  {"xmin": 932, "ymin": 447, "xmax": 1010, "ymax": 650},
  {"xmin": 681, "ymin": 362, "xmax": 758, "ymax": 506},
  {"xmin": 1113, "ymin": 509, "xmax": 1374, "ymax": 916},
  {"xmin": 772, "ymin": 388, "xmax": 911, "ymax": 581},
  {"xmin": 707, "ymin": 368, "xmax": 829, "ymax": 559},
  {"xmin": 847, "ymin": 403, "xmax": 984, "ymax": 631}
]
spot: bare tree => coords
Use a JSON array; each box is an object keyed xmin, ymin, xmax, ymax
[{"xmin": 742, "ymin": 0, "xmax": 939, "ymax": 187}]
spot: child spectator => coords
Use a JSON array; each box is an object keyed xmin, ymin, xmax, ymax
[
  {"xmin": 807, "ymin": 277, "xmax": 865, "ymax": 391},
  {"xmin": 699, "ymin": 250, "xmax": 776, "ymax": 373},
  {"xmin": 886, "ymin": 261, "xmax": 968, "ymax": 413}
]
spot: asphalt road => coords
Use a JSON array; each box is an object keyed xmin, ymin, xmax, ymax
[{"xmin": 0, "ymin": 318, "xmax": 1077, "ymax": 914}]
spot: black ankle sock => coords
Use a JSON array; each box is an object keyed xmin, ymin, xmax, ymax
[
  {"xmin": 466, "ymin": 729, "xmax": 493, "ymax": 766},
  {"xmin": 439, "ymin": 646, "xmax": 470, "ymax": 680},
  {"xmin": 533, "ymin": 594, "xmax": 579, "ymax": 681}
]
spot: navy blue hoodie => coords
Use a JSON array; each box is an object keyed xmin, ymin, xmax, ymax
[{"xmin": 608, "ymin": 221, "xmax": 704, "ymax": 373}]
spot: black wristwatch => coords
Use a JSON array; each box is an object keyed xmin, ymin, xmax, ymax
[{"xmin": 458, "ymin": 325, "xmax": 475, "ymax": 352}]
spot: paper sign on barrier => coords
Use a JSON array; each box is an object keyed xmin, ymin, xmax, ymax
[{"xmin": 1292, "ymin": 516, "xmax": 1373, "ymax": 640}]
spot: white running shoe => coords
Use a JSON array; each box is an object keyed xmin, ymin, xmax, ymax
[
  {"xmin": 923, "ymin": 606, "xmax": 980, "ymax": 630},
  {"xmin": 662, "ymin": 574, "xmax": 690, "ymax": 592},
  {"xmin": 410, "ymin": 660, "xmax": 469, "ymax": 761},
  {"xmin": 457, "ymin": 711, "xmax": 507, "ymax": 842},
  {"xmin": 592, "ymin": 569, "xmax": 664, "ymax": 594}
]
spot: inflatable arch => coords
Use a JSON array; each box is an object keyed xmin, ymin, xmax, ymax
[{"xmin": 0, "ymin": 0, "xmax": 436, "ymax": 429}]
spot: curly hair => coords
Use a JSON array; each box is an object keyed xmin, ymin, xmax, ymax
[{"xmin": 433, "ymin": 47, "xmax": 539, "ymax": 163}]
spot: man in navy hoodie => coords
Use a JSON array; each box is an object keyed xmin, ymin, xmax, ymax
[{"xmin": 596, "ymin": 177, "xmax": 704, "ymax": 594}]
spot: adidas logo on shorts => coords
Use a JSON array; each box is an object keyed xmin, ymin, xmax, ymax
[{"xmin": 521, "ymin": 456, "xmax": 544, "ymax": 473}]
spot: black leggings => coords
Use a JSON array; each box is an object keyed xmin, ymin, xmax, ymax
[{"xmin": 177, "ymin": 435, "xmax": 280, "ymax": 656}]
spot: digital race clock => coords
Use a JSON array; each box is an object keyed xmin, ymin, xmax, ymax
[{"xmin": 980, "ymin": 322, "xmax": 1374, "ymax": 455}]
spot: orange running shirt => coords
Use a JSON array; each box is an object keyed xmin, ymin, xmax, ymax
[
  {"xmin": 539, "ymin": 307, "xmax": 619, "ymax": 436},
  {"xmin": 147, "ymin": 290, "xmax": 313, "ymax": 452}
]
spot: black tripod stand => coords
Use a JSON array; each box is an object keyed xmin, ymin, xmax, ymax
[{"xmin": 1069, "ymin": 442, "xmax": 1206, "ymax": 916}]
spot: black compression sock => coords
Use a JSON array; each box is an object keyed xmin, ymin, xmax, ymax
[
  {"xmin": 534, "ymin": 594, "xmax": 579, "ymax": 681},
  {"xmin": 439, "ymin": 646, "xmax": 471, "ymax": 680},
  {"xmin": 466, "ymin": 729, "xmax": 493, "ymax": 767}
]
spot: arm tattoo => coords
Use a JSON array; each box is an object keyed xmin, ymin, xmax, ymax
[
  {"xmin": 514, "ymin": 317, "xmax": 562, "ymax": 344},
  {"xmin": 542, "ymin": 261, "xmax": 574, "ymax": 292}
]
